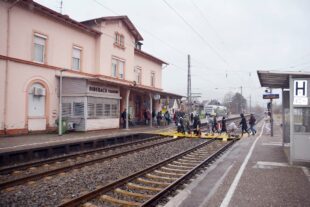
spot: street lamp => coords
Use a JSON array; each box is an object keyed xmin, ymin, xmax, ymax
[{"xmin": 58, "ymin": 69, "xmax": 67, "ymax": 136}]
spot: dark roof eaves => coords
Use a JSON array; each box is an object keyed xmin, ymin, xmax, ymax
[{"xmin": 19, "ymin": 0, "xmax": 101, "ymax": 36}]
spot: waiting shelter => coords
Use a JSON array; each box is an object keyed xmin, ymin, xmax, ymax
[{"xmin": 257, "ymin": 70, "xmax": 310, "ymax": 165}]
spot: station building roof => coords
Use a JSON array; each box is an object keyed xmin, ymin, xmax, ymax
[{"xmin": 257, "ymin": 70, "xmax": 310, "ymax": 89}]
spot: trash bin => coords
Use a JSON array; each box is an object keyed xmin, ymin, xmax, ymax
[{"xmin": 56, "ymin": 119, "xmax": 68, "ymax": 134}]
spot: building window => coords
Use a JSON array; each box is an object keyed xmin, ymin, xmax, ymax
[
  {"xmin": 111, "ymin": 104, "xmax": 117, "ymax": 117},
  {"xmin": 111, "ymin": 58, "xmax": 125, "ymax": 79},
  {"xmin": 87, "ymin": 103, "xmax": 95, "ymax": 118},
  {"xmin": 151, "ymin": 72, "xmax": 155, "ymax": 87},
  {"xmin": 96, "ymin": 103, "xmax": 103, "ymax": 116},
  {"xmin": 72, "ymin": 46, "xmax": 82, "ymax": 70},
  {"xmin": 135, "ymin": 67, "xmax": 142, "ymax": 84},
  {"xmin": 119, "ymin": 61, "xmax": 124, "ymax": 79},
  {"xmin": 104, "ymin": 104, "xmax": 111, "ymax": 116},
  {"xmin": 33, "ymin": 33, "xmax": 47, "ymax": 63},
  {"xmin": 73, "ymin": 102, "xmax": 84, "ymax": 117},
  {"xmin": 114, "ymin": 32, "xmax": 125, "ymax": 48},
  {"xmin": 62, "ymin": 103, "xmax": 72, "ymax": 117}
]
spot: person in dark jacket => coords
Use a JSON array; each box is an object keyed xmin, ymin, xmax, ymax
[
  {"xmin": 193, "ymin": 114, "xmax": 201, "ymax": 136},
  {"xmin": 156, "ymin": 111, "xmax": 162, "ymax": 127},
  {"xmin": 212, "ymin": 115, "xmax": 218, "ymax": 133},
  {"xmin": 239, "ymin": 113, "xmax": 249, "ymax": 136},
  {"xmin": 221, "ymin": 116, "xmax": 227, "ymax": 133},
  {"xmin": 249, "ymin": 114, "xmax": 256, "ymax": 135},
  {"xmin": 121, "ymin": 109, "xmax": 127, "ymax": 128}
]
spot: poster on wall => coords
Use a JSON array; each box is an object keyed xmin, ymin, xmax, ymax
[{"xmin": 293, "ymin": 80, "xmax": 308, "ymax": 106}]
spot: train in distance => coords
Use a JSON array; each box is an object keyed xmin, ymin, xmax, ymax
[{"xmin": 204, "ymin": 105, "xmax": 228, "ymax": 117}]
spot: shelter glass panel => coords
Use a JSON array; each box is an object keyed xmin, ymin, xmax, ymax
[{"xmin": 294, "ymin": 108, "xmax": 310, "ymax": 133}]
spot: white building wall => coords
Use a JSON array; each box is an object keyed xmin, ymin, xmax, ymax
[
  {"xmin": 86, "ymin": 119, "xmax": 119, "ymax": 131},
  {"xmin": 134, "ymin": 54, "xmax": 162, "ymax": 89},
  {"xmin": 98, "ymin": 21, "xmax": 136, "ymax": 81},
  {"xmin": 3, "ymin": 3, "xmax": 97, "ymax": 73},
  {"xmin": 0, "ymin": 61, "xmax": 6, "ymax": 132}
]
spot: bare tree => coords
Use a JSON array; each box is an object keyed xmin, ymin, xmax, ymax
[{"xmin": 231, "ymin": 92, "xmax": 247, "ymax": 114}]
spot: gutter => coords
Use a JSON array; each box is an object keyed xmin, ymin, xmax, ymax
[{"xmin": 4, "ymin": 0, "xmax": 20, "ymax": 133}]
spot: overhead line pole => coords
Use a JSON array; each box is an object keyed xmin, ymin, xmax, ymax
[{"xmin": 187, "ymin": 54, "xmax": 191, "ymax": 115}]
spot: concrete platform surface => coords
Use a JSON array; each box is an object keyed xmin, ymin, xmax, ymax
[
  {"xmin": 0, "ymin": 125, "xmax": 173, "ymax": 153},
  {"xmin": 164, "ymin": 120, "xmax": 310, "ymax": 207}
]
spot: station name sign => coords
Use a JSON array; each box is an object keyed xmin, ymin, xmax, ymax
[
  {"xmin": 88, "ymin": 85, "xmax": 119, "ymax": 94},
  {"xmin": 263, "ymin": 94, "xmax": 279, "ymax": 99}
]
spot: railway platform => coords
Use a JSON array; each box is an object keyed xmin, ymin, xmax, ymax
[
  {"xmin": 164, "ymin": 120, "xmax": 310, "ymax": 207},
  {"xmin": 0, "ymin": 114, "xmax": 241, "ymax": 154},
  {"xmin": 0, "ymin": 125, "xmax": 171, "ymax": 154}
]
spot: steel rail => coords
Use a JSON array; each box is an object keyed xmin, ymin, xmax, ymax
[
  {"xmin": 58, "ymin": 139, "xmax": 216, "ymax": 207},
  {"xmin": 142, "ymin": 140, "xmax": 235, "ymax": 206},
  {"xmin": 0, "ymin": 137, "xmax": 180, "ymax": 189}
]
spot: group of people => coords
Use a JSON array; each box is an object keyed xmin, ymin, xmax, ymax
[
  {"xmin": 121, "ymin": 108, "xmax": 257, "ymax": 138},
  {"xmin": 176, "ymin": 112, "xmax": 202, "ymax": 136},
  {"xmin": 204, "ymin": 113, "xmax": 257, "ymax": 137},
  {"xmin": 154, "ymin": 110, "xmax": 172, "ymax": 127},
  {"xmin": 121, "ymin": 108, "xmax": 173, "ymax": 128},
  {"xmin": 239, "ymin": 113, "xmax": 257, "ymax": 136}
]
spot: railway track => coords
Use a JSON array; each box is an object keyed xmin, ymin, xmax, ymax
[
  {"xmin": 0, "ymin": 136, "xmax": 180, "ymax": 190},
  {"xmin": 58, "ymin": 139, "xmax": 235, "ymax": 207}
]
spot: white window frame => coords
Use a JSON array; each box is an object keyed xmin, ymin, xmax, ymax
[
  {"xmin": 151, "ymin": 71, "xmax": 155, "ymax": 87},
  {"xmin": 33, "ymin": 33, "xmax": 47, "ymax": 63},
  {"xmin": 111, "ymin": 58, "xmax": 125, "ymax": 79},
  {"xmin": 135, "ymin": 66, "xmax": 142, "ymax": 84},
  {"xmin": 72, "ymin": 46, "xmax": 82, "ymax": 71}
]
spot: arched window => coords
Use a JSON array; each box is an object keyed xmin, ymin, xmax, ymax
[{"xmin": 28, "ymin": 83, "xmax": 46, "ymax": 117}]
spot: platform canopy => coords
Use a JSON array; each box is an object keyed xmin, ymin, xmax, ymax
[{"xmin": 257, "ymin": 70, "xmax": 310, "ymax": 89}]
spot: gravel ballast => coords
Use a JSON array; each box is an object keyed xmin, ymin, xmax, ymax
[{"xmin": 0, "ymin": 138, "xmax": 206, "ymax": 207}]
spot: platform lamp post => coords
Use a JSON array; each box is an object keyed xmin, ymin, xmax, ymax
[{"xmin": 58, "ymin": 69, "xmax": 67, "ymax": 136}]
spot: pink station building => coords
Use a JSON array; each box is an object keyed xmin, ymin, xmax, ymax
[{"xmin": 0, "ymin": 0, "xmax": 181, "ymax": 135}]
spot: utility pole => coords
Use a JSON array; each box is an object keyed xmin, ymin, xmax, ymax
[
  {"xmin": 249, "ymin": 95, "xmax": 252, "ymax": 112},
  {"xmin": 59, "ymin": 0, "xmax": 63, "ymax": 14},
  {"xmin": 240, "ymin": 86, "xmax": 243, "ymax": 113},
  {"xmin": 187, "ymin": 54, "xmax": 191, "ymax": 115},
  {"xmin": 270, "ymin": 88, "xmax": 273, "ymax": 137}
]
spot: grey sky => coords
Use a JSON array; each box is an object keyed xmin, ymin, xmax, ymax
[{"xmin": 36, "ymin": 0, "xmax": 310, "ymax": 107}]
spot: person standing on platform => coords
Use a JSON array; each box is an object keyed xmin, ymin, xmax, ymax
[
  {"xmin": 121, "ymin": 109, "xmax": 127, "ymax": 129},
  {"xmin": 249, "ymin": 114, "xmax": 257, "ymax": 135},
  {"xmin": 193, "ymin": 114, "xmax": 201, "ymax": 136},
  {"xmin": 239, "ymin": 113, "xmax": 249, "ymax": 136},
  {"xmin": 190, "ymin": 112, "xmax": 194, "ymax": 124},
  {"xmin": 212, "ymin": 114, "xmax": 218, "ymax": 133},
  {"xmin": 156, "ymin": 111, "xmax": 162, "ymax": 127},
  {"xmin": 221, "ymin": 116, "xmax": 227, "ymax": 133},
  {"xmin": 264, "ymin": 112, "xmax": 271, "ymax": 134},
  {"xmin": 143, "ymin": 109, "xmax": 148, "ymax": 125},
  {"xmin": 164, "ymin": 111, "xmax": 171, "ymax": 125}
]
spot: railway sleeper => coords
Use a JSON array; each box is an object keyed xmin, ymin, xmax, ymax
[
  {"xmin": 100, "ymin": 194, "xmax": 142, "ymax": 207},
  {"xmin": 115, "ymin": 188, "xmax": 152, "ymax": 199},
  {"xmin": 161, "ymin": 166, "xmax": 189, "ymax": 173},
  {"xmin": 82, "ymin": 202, "xmax": 98, "ymax": 207},
  {"xmin": 146, "ymin": 173, "xmax": 176, "ymax": 181},
  {"xmin": 177, "ymin": 159, "xmax": 201, "ymax": 164},
  {"xmin": 172, "ymin": 161, "xmax": 197, "ymax": 167},
  {"xmin": 127, "ymin": 182, "xmax": 163, "ymax": 192},
  {"xmin": 137, "ymin": 178, "xmax": 171, "ymax": 187},
  {"xmin": 154, "ymin": 170, "xmax": 185, "ymax": 177},
  {"xmin": 167, "ymin": 164, "xmax": 192, "ymax": 169},
  {"xmin": 182, "ymin": 156, "xmax": 203, "ymax": 161}
]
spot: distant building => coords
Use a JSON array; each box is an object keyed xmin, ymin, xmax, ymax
[{"xmin": 0, "ymin": 0, "xmax": 181, "ymax": 135}]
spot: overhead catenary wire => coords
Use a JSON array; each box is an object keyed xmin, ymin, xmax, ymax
[{"xmin": 91, "ymin": 0, "xmax": 259, "ymax": 100}]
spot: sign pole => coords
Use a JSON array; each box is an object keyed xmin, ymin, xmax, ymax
[{"xmin": 270, "ymin": 89, "xmax": 273, "ymax": 137}]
